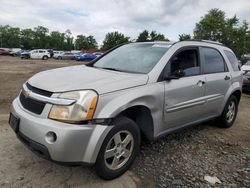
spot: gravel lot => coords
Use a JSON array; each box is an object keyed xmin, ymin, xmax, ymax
[{"xmin": 0, "ymin": 56, "xmax": 249, "ymax": 187}]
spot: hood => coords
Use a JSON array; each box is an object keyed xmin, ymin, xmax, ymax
[{"xmin": 28, "ymin": 65, "xmax": 148, "ymax": 94}]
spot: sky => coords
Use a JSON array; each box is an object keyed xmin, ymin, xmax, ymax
[{"xmin": 0, "ymin": 0, "xmax": 250, "ymax": 45}]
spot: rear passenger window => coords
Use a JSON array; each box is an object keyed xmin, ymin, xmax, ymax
[
  {"xmin": 202, "ymin": 47, "xmax": 226, "ymax": 74},
  {"xmin": 224, "ymin": 50, "xmax": 240, "ymax": 71}
]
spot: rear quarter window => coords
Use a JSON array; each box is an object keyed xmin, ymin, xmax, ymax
[{"xmin": 224, "ymin": 50, "xmax": 240, "ymax": 71}]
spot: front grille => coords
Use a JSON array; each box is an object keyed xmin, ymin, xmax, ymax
[{"xmin": 19, "ymin": 83, "xmax": 53, "ymax": 114}]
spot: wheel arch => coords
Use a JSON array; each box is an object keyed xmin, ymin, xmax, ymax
[
  {"xmin": 117, "ymin": 105, "xmax": 154, "ymax": 141},
  {"xmin": 231, "ymin": 90, "xmax": 241, "ymax": 104}
]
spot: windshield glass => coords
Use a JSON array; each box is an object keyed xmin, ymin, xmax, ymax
[{"xmin": 93, "ymin": 43, "xmax": 170, "ymax": 74}]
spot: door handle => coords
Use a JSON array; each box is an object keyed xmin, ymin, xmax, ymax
[
  {"xmin": 197, "ymin": 80, "xmax": 205, "ymax": 86},
  {"xmin": 224, "ymin": 75, "xmax": 231, "ymax": 80}
]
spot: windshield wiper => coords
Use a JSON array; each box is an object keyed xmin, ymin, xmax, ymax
[{"xmin": 98, "ymin": 67, "xmax": 123, "ymax": 72}]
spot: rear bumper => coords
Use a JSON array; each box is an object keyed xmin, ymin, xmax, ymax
[
  {"xmin": 243, "ymin": 79, "xmax": 250, "ymax": 91},
  {"xmin": 10, "ymin": 98, "xmax": 113, "ymax": 164}
]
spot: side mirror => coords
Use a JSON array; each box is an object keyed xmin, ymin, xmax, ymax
[{"xmin": 164, "ymin": 69, "xmax": 185, "ymax": 81}]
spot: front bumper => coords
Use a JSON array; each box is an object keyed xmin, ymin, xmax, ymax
[{"xmin": 10, "ymin": 98, "xmax": 112, "ymax": 164}]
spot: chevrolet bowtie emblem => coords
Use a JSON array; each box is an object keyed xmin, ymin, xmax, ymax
[{"xmin": 23, "ymin": 90, "xmax": 30, "ymax": 98}]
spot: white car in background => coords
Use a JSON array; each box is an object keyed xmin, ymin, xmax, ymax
[
  {"xmin": 30, "ymin": 49, "xmax": 50, "ymax": 60},
  {"xmin": 241, "ymin": 61, "xmax": 250, "ymax": 74},
  {"xmin": 53, "ymin": 51, "xmax": 64, "ymax": 59}
]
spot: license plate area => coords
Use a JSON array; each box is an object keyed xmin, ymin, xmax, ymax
[{"xmin": 9, "ymin": 113, "xmax": 20, "ymax": 133}]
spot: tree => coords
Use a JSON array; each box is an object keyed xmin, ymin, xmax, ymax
[
  {"xmin": 49, "ymin": 31, "xmax": 65, "ymax": 50},
  {"xmin": 194, "ymin": 8, "xmax": 250, "ymax": 57},
  {"xmin": 137, "ymin": 30, "xmax": 149, "ymax": 42},
  {"xmin": 64, "ymin": 29, "xmax": 74, "ymax": 51},
  {"xmin": 136, "ymin": 30, "xmax": 168, "ymax": 42},
  {"xmin": 101, "ymin": 31, "xmax": 130, "ymax": 51},
  {"xmin": 20, "ymin": 29, "xmax": 34, "ymax": 49},
  {"xmin": 179, "ymin": 34, "xmax": 191, "ymax": 41},
  {"xmin": 150, "ymin": 31, "xmax": 167, "ymax": 41},
  {"xmin": 0, "ymin": 25, "xmax": 20, "ymax": 48},
  {"xmin": 33, "ymin": 26, "xmax": 49, "ymax": 48},
  {"xmin": 75, "ymin": 35, "xmax": 97, "ymax": 50}
]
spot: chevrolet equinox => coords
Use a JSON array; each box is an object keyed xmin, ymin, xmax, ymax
[{"xmin": 9, "ymin": 40, "xmax": 243, "ymax": 179}]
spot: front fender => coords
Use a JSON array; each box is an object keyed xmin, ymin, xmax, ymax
[{"xmin": 94, "ymin": 83, "xmax": 165, "ymax": 136}]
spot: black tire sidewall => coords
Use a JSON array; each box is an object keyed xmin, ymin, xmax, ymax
[
  {"xmin": 95, "ymin": 116, "xmax": 141, "ymax": 180},
  {"xmin": 219, "ymin": 95, "xmax": 238, "ymax": 128}
]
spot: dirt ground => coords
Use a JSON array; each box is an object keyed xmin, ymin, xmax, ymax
[{"xmin": 0, "ymin": 56, "xmax": 249, "ymax": 187}]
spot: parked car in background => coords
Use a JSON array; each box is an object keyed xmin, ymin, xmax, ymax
[
  {"xmin": 58, "ymin": 52, "xmax": 76, "ymax": 60},
  {"xmin": 10, "ymin": 48, "xmax": 22, "ymax": 56},
  {"xmin": 0, "ymin": 48, "xmax": 11, "ymax": 55},
  {"xmin": 30, "ymin": 49, "xmax": 50, "ymax": 60},
  {"xmin": 241, "ymin": 61, "xmax": 250, "ymax": 74},
  {"xmin": 75, "ymin": 53, "xmax": 97, "ymax": 61},
  {"xmin": 241, "ymin": 54, "xmax": 250, "ymax": 65},
  {"xmin": 93, "ymin": 52, "xmax": 103, "ymax": 57},
  {"xmin": 20, "ymin": 50, "xmax": 30, "ymax": 59},
  {"xmin": 9, "ymin": 40, "xmax": 242, "ymax": 180},
  {"xmin": 53, "ymin": 51, "xmax": 64, "ymax": 59},
  {"xmin": 11, "ymin": 49, "xmax": 23, "ymax": 57},
  {"xmin": 243, "ymin": 71, "xmax": 250, "ymax": 92}
]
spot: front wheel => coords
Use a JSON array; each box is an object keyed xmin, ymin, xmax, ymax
[
  {"xmin": 42, "ymin": 55, "xmax": 48, "ymax": 60},
  {"xmin": 95, "ymin": 116, "xmax": 140, "ymax": 180},
  {"xmin": 217, "ymin": 95, "xmax": 238, "ymax": 128}
]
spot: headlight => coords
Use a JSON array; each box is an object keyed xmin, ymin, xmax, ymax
[{"xmin": 49, "ymin": 90, "xmax": 98, "ymax": 123}]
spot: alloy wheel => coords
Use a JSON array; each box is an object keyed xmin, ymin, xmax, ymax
[{"xmin": 104, "ymin": 130, "xmax": 134, "ymax": 170}]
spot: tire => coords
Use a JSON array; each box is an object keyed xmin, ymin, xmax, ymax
[
  {"xmin": 42, "ymin": 55, "xmax": 48, "ymax": 60},
  {"xmin": 217, "ymin": 95, "xmax": 238, "ymax": 128},
  {"xmin": 58, "ymin": 56, "xmax": 62, "ymax": 60},
  {"xmin": 95, "ymin": 116, "xmax": 141, "ymax": 180}
]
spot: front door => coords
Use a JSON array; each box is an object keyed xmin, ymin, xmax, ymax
[{"xmin": 163, "ymin": 47, "xmax": 206, "ymax": 129}]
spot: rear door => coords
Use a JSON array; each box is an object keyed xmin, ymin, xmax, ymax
[{"xmin": 201, "ymin": 47, "xmax": 231, "ymax": 116}]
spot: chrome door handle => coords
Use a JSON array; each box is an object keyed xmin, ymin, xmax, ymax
[{"xmin": 224, "ymin": 75, "xmax": 231, "ymax": 80}]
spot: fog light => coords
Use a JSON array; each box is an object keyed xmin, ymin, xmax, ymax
[{"xmin": 45, "ymin": 131, "xmax": 57, "ymax": 144}]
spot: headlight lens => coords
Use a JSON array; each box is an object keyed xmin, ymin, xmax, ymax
[{"xmin": 49, "ymin": 90, "xmax": 98, "ymax": 123}]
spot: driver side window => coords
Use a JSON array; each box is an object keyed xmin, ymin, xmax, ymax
[{"xmin": 169, "ymin": 49, "xmax": 200, "ymax": 77}]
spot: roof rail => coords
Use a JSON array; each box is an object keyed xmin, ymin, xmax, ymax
[
  {"xmin": 180, "ymin": 39, "xmax": 224, "ymax": 46},
  {"xmin": 201, "ymin": 40, "xmax": 223, "ymax": 45}
]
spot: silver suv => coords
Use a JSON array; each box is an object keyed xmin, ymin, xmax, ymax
[{"xmin": 9, "ymin": 41, "xmax": 242, "ymax": 179}]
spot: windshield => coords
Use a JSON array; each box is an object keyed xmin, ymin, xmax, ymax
[{"xmin": 93, "ymin": 43, "xmax": 170, "ymax": 74}]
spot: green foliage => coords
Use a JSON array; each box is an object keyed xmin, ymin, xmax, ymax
[
  {"xmin": 101, "ymin": 31, "xmax": 130, "ymax": 51},
  {"xmin": 0, "ymin": 25, "xmax": 20, "ymax": 48},
  {"xmin": 179, "ymin": 34, "xmax": 191, "ymax": 41},
  {"xmin": 75, "ymin": 35, "xmax": 97, "ymax": 50},
  {"xmin": 136, "ymin": 30, "xmax": 149, "ymax": 42},
  {"xmin": 0, "ymin": 25, "xmax": 97, "ymax": 51},
  {"xmin": 136, "ymin": 30, "xmax": 168, "ymax": 42},
  {"xmin": 194, "ymin": 8, "xmax": 250, "ymax": 57}
]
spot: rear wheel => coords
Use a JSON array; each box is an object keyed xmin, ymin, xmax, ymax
[
  {"xmin": 217, "ymin": 95, "xmax": 238, "ymax": 128},
  {"xmin": 95, "ymin": 116, "xmax": 140, "ymax": 180}
]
